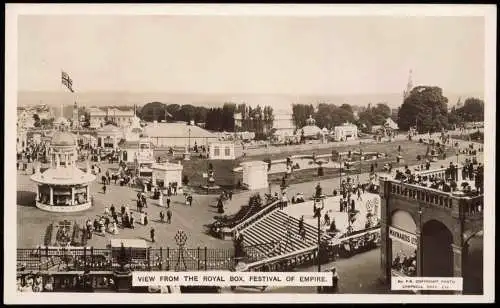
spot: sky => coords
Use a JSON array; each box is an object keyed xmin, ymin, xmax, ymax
[{"xmin": 18, "ymin": 15, "xmax": 485, "ymax": 95}]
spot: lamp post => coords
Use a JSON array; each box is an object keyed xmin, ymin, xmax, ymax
[
  {"xmin": 358, "ymin": 148, "xmax": 362, "ymax": 184},
  {"xmin": 339, "ymin": 156, "xmax": 343, "ymax": 191},
  {"xmin": 315, "ymin": 196, "xmax": 324, "ymax": 293}
]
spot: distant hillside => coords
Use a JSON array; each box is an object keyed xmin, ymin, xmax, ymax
[{"xmin": 18, "ymin": 90, "xmax": 484, "ymax": 112}]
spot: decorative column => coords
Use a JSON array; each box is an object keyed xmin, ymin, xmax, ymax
[
  {"xmin": 152, "ymin": 171, "xmax": 157, "ymax": 187},
  {"xmin": 49, "ymin": 186, "xmax": 54, "ymax": 205},
  {"xmin": 86, "ymin": 185, "xmax": 90, "ymax": 202},
  {"xmin": 71, "ymin": 187, "xmax": 75, "ymax": 205},
  {"xmin": 379, "ymin": 177, "xmax": 392, "ymax": 285},
  {"xmin": 451, "ymin": 243, "xmax": 465, "ymax": 295},
  {"xmin": 416, "ymin": 230, "xmax": 423, "ymax": 277},
  {"xmin": 36, "ymin": 185, "xmax": 40, "ymax": 202}
]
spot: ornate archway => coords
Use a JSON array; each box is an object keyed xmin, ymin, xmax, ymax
[
  {"xmin": 463, "ymin": 231, "xmax": 483, "ymax": 295},
  {"xmin": 422, "ymin": 220, "xmax": 453, "ymax": 277}
]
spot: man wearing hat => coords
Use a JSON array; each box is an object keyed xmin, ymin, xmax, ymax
[{"xmin": 33, "ymin": 273, "xmax": 44, "ymax": 292}]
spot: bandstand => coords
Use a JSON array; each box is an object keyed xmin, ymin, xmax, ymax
[{"xmin": 30, "ymin": 130, "xmax": 96, "ymax": 212}]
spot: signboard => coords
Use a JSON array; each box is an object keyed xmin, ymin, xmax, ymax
[
  {"xmin": 202, "ymin": 173, "xmax": 208, "ymax": 178},
  {"xmin": 389, "ymin": 226, "xmax": 418, "ymax": 248}
]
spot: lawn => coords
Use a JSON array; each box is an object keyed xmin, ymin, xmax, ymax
[{"xmin": 265, "ymin": 140, "xmax": 457, "ymax": 187}]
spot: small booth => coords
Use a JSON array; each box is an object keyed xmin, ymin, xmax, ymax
[
  {"xmin": 241, "ymin": 161, "xmax": 269, "ymax": 190},
  {"xmin": 97, "ymin": 124, "xmax": 124, "ymax": 151},
  {"xmin": 151, "ymin": 161, "xmax": 184, "ymax": 190},
  {"xmin": 208, "ymin": 141, "xmax": 236, "ymax": 160}
]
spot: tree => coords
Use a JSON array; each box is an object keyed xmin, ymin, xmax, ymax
[
  {"xmin": 456, "ymin": 98, "xmax": 484, "ymax": 122},
  {"xmin": 292, "ymin": 104, "xmax": 315, "ymax": 128},
  {"xmin": 40, "ymin": 118, "xmax": 54, "ymax": 128},
  {"xmin": 140, "ymin": 102, "xmax": 173, "ymax": 122},
  {"xmin": 397, "ymin": 86, "xmax": 449, "ymax": 133},
  {"xmin": 178, "ymin": 104, "xmax": 194, "ymax": 122},
  {"xmin": 340, "ymin": 103, "xmax": 353, "ymax": 114},
  {"xmin": 447, "ymin": 106, "xmax": 463, "ymax": 129},
  {"xmin": 32, "ymin": 114, "xmax": 41, "ymax": 127}
]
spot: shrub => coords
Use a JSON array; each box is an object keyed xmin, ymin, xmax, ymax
[{"xmin": 182, "ymin": 175, "xmax": 189, "ymax": 186}]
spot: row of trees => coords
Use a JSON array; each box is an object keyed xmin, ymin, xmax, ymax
[
  {"xmin": 292, "ymin": 102, "xmax": 391, "ymax": 132},
  {"xmin": 398, "ymin": 86, "xmax": 484, "ymax": 133},
  {"xmin": 235, "ymin": 104, "xmax": 274, "ymax": 138},
  {"xmin": 138, "ymin": 102, "xmax": 276, "ymax": 136},
  {"xmin": 138, "ymin": 102, "xmax": 238, "ymax": 132}
]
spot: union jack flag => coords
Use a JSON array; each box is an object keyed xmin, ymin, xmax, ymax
[{"xmin": 61, "ymin": 71, "xmax": 74, "ymax": 93}]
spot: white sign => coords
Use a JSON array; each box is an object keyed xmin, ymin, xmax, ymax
[
  {"xmin": 132, "ymin": 271, "xmax": 333, "ymax": 287},
  {"xmin": 202, "ymin": 173, "xmax": 208, "ymax": 178},
  {"xmin": 392, "ymin": 277, "xmax": 463, "ymax": 291},
  {"xmin": 389, "ymin": 226, "xmax": 418, "ymax": 248}
]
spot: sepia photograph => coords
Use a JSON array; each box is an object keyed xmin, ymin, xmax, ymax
[{"xmin": 4, "ymin": 3, "xmax": 496, "ymax": 304}]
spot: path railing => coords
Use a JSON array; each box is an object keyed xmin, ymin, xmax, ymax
[
  {"xmin": 240, "ymin": 227, "xmax": 381, "ymax": 272},
  {"xmin": 17, "ymin": 246, "xmax": 234, "ymax": 273}
]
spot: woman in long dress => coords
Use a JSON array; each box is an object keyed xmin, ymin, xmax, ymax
[
  {"xmin": 112, "ymin": 221, "xmax": 119, "ymax": 235},
  {"xmin": 140, "ymin": 212, "xmax": 145, "ymax": 225}
]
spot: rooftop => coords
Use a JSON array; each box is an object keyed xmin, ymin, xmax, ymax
[
  {"xmin": 31, "ymin": 166, "xmax": 96, "ymax": 185},
  {"xmin": 142, "ymin": 122, "xmax": 217, "ymax": 139},
  {"xmin": 51, "ymin": 131, "xmax": 76, "ymax": 147}
]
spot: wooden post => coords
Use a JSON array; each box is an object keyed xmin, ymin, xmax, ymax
[
  {"xmin": 159, "ymin": 247, "xmax": 163, "ymax": 270},
  {"xmin": 166, "ymin": 247, "xmax": 169, "ymax": 271},
  {"xmin": 204, "ymin": 247, "xmax": 208, "ymax": 271},
  {"xmin": 197, "ymin": 247, "xmax": 201, "ymax": 270},
  {"xmin": 39, "ymin": 248, "xmax": 42, "ymax": 271},
  {"xmin": 147, "ymin": 247, "xmax": 151, "ymax": 271}
]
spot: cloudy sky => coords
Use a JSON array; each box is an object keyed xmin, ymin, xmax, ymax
[{"xmin": 18, "ymin": 15, "xmax": 485, "ymax": 95}]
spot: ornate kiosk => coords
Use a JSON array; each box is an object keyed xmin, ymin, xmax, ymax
[{"xmin": 30, "ymin": 129, "xmax": 96, "ymax": 212}]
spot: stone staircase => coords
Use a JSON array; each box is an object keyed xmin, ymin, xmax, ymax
[{"xmin": 241, "ymin": 210, "xmax": 331, "ymax": 261}]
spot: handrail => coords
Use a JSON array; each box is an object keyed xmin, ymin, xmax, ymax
[
  {"xmin": 242, "ymin": 245, "xmax": 318, "ymax": 271},
  {"xmin": 242, "ymin": 227, "xmax": 381, "ymax": 271}
]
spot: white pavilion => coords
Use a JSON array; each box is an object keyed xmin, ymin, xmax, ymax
[{"xmin": 30, "ymin": 128, "xmax": 96, "ymax": 212}]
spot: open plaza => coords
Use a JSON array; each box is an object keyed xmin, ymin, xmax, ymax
[{"xmin": 15, "ymin": 118, "xmax": 484, "ymax": 294}]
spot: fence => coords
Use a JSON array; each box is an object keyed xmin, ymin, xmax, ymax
[{"xmin": 17, "ymin": 246, "xmax": 235, "ymax": 273}]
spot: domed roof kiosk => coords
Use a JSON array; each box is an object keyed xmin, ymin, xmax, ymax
[{"xmin": 30, "ymin": 129, "xmax": 96, "ymax": 212}]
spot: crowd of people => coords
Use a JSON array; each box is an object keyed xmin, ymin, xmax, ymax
[
  {"xmin": 391, "ymin": 250, "xmax": 417, "ymax": 277},
  {"xmin": 395, "ymin": 160, "xmax": 484, "ymax": 196},
  {"xmin": 17, "ymin": 272, "xmax": 54, "ymax": 292}
]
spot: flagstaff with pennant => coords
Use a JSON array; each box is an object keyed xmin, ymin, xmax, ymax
[{"xmin": 61, "ymin": 70, "xmax": 80, "ymax": 129}]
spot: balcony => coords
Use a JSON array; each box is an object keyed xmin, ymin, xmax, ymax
[{"xmin": 386, "ymin": 180, "xmax": 483, "ymax": 219}]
